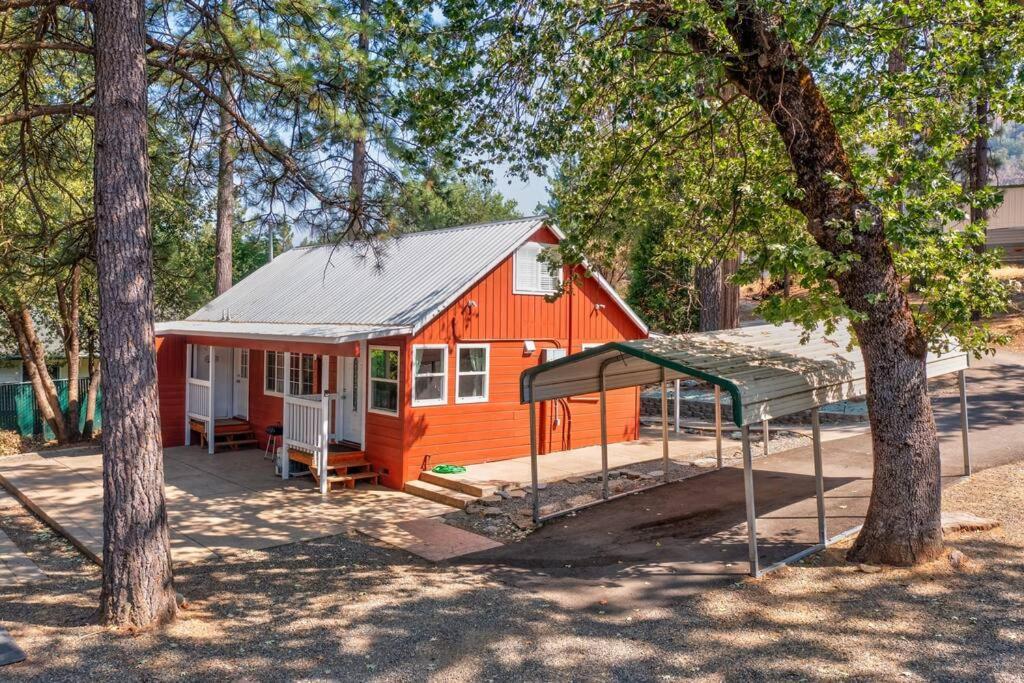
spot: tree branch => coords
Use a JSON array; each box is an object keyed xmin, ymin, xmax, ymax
[{"xmin": 0, "ymin": 104, "xmax": 93, "ymax": 126}]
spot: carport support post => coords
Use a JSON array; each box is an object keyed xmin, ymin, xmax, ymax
[
  {"xmin": 811, "ymin": 408, "xmax": 827, "ymax": 545},
  {"xmin": 741, "ymin": 425, "xmax": 759, "ymax": 577},
  {"xmin": 761, "ymin": 418, "xmax": 769, "ymax": 459},
  {"xmin": 959, "ymin": 369, "xmax": 971, "ymax": 476},
  {"xmin": 599, "ymin": 365, "xmax": 610, "ymax": 500},
  {"xmin": 529, "ymin": 382, "xmax": 540, "ymax": 523},
  {"xmin": 660, "ymin": 369, "xmax": 669, "ymax": 482},
  {"xmin": 281, "ymin": 351, "xmax": 291, "ymax": 480},
  {"xmin": 674, "ymin": 379, "xmax": 681, "ymax": 433},
  {"xmin": 184, "ymin": 343, "xmax": 192, "ymax": 446},
  {"xmin": 714, "ymin": 386, "xmax": 722, "ymax": 468}
]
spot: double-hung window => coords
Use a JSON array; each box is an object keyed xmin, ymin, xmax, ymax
[
  {"xmin": 455, "ymin": 344, "xmax": 489, "ymax": 403},
  {"xmin": 369, "ymin": 346, "xmax": 400, "ymax": 415},
  {"xmin": 264, "ymin": 351, "xmax": 285, "ymax": 395},
  {"xmin": 289, "ymin": 353, "xmax": 315, "ymax": 395},
  {"xmin": 412, "ymin": 345, "xmax": 448, "ymax": 406},
  {"xmin": 514, "ymin": 242, "xmax": 562, "ymax": 295}
]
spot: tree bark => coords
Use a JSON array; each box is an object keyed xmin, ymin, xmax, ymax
[
  {"xmin": 94, "ymin": 0, "xmax": 177, "ymax": 628},
  {"xmin": 348, "ymin": 0, "xmax": 370, "ymax": 237},
  {"xmin": 214, "ymin": 0, "xmax": 235, "ymax": 296},
  {"xmin": 56, "ymin": 264, "xmax": 82, "ymax": 440},
  {"xmin": 719, "ymin": 256, "xmax": 739, "ymax": 329},
  {"xmin": 83, "ymin": 329, "xmax": 99, "ymax": 440},
  {"xmin": 671, "ymin": 0, "xmax": 945, "ymax": 565},
  {"xmin": 1, "ymin": 303, "xmax": 67, "ymax": 441},
  {"xmin": 695, "ymin": 260, "xmax": 722, "ymax": 332}
]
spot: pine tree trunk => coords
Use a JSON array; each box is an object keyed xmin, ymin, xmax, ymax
[
  {"xmin": 1, "ymin": 304, "xmax": 67, "ymax": 441},
  {"xmin": 695, "ymin": 261, "xmax": 722, "ymax": 332},
  {"xmin": 214, "ymin": 1, "xmax": 235, "ymax": 296},
  {"xmin": 676, "ymin": 0, "xmax": 945, "ymax": 564},
  {"xmin": 57, "ymin": 264, "xmax": 82, "ymax": 440},
  {"xmin": 94, "ymin": 0, "xmax": 177, "ymax": 628},
  {"xmin": 348, "ymin": 0, "xmax": 370, "ymax": 236}
]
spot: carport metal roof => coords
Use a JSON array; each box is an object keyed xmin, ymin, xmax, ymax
[{"xmin": 521, "ymin": 322, "xmax": 969, "ymax": 427}]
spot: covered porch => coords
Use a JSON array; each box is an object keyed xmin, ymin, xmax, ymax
[{"xmin": 158, "ymin": 320, "xmax": 405, "ymax": 494}]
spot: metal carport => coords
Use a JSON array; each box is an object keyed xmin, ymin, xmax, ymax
[{"xmin": 520, "ymin": 322, "xmax": 972, "ymax": 577}]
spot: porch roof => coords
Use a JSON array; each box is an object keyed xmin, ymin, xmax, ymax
[
  {"xmin": 521, "ymin": 322, "xmax": 970, "ymax": 427},
  {"xmin": 154, "ymin": 320, "xmax": 410, "ymax": 344}
]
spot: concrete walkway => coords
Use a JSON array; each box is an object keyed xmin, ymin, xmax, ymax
[
  {"xmin": 460, "ymin": 350, "xmax": 1024, "ymax": 610},
  {"xmin": 0, "ymin": 446, "xmax": 452, "ymax": 565},
  {"xmin": 0, "ymin": 490, "xmax": 45, "ymax": 587}
]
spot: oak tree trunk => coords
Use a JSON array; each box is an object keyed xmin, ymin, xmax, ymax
[
  {"xmin": 94, "ymin": 0, "xmax": 177, "ymax": 628},
  {"xmin": 83, "ymin": 330, "xmax": 99, "ymax": 440},
  {"xmin": 695, "ymin": 261, "xmax": 722, "ymax": 332},
  {"xmin": 1, "ymin": 303, "xmax": 67, "ymax": 441},
  {"xmin": 676, "ymin": 0, "xmax": 945, "ymax": 564},
  {"xmin": 719, "ymin": 256, "xmax": 739, "ymax": 329}
]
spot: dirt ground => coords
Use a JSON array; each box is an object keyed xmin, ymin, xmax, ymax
[{"xmin": 2, "ymin": 455, "xmax": 1023, "ymax": 681}]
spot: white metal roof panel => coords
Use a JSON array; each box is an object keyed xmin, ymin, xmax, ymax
[
  {"xmin": 521, "ymin": 322, "xmax": 969, "ymax": 426},
  {"xmin": 186, "ymin": 218, "xmax": 547, "ymax": 329}
]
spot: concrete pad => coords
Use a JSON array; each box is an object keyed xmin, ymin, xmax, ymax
[
  {"xmin": 0, "ymin": 626, "xmax": 26, "ymax": 667},
  {"xmin": 359, "ymin": 518, "xmax": 502, "ymax": 562},
  {"xmin": 0, "ymin": 446, "xmax": 451, "ymax": 566},
  {"xmin": 0, "ymin": 528, "xmax": 45, "ymax": 586}
]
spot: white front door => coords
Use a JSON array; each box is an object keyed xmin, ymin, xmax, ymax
[
  {"xmin": 337, "ymin": 356, "xmax": 363, "ymax": 445},
  {"xmin": 233, "ymin": 348, "xmax": 249, "ymax": 419},
  {"xmin": 212, "ymin": 347, "xmax": 234, "ymax": 418}
]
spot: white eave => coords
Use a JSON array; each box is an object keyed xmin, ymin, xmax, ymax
[{"xmin": 154, "ymin": 320, "xmax": 412, "ymax": 345}]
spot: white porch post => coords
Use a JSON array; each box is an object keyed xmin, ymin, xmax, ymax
[
  {"xmin": 673, "ymin": 378, "xmax": 681, "ymax": 433},
  {"xmin": 207, "ymin": 345, "xmax": 215, "ymax": 454},
  {"xmin": 319, "ymin": 356, "xmax": 330, "ymax": 495},
  {"xmin": 281, "ymin": 351, "xmax": 291, "ymax": 479},
  {"xmin": 184, "ymin": 343, "xmax": 192, "ymax": 446}
]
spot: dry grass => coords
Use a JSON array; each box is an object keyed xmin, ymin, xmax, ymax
[
  {"xmin": 992, "ymin": 264, "xmax": 1024, "ymax": 281},
  {"xmin": 0, "ymin": 430, "xmax": 25, "ymax": 456},
  {"xmin": 2, "ymin": 457, "xmax": 1023, "ymax": 681}
]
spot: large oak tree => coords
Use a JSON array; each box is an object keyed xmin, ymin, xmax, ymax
[{"xmin": 440, "ymin": 0, "xmax": 1021, "ymax": 564}]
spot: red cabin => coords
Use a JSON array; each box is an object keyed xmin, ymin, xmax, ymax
[{"xmin": 155, "ymin": 218, "xmax": 648, "ymax": 491}]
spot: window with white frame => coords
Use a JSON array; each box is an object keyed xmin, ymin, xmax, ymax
[
  {"xmin": 289, "ymin": 353, "xmax": 315, "ymax": 395},
  {"xmin": 514, "ymin": 242, "xmax": 562, "ymax": 294},
  {"xmin": 412, "ymin": 345, "xmax": 447, "ymax": 406},
  {"xmin": 264, "ymin": 351, "xmax": 285, "ymax": 395},
  {"xmin": 456, "ymin": 344, "xmax": 489, "ymax": 403},
  {"xmin": 369, "ymin": 347, "xmax": 400, "ymax": 415}
]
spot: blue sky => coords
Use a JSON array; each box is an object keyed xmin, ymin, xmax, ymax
[{"xmin": 489, "ymin": 162, "xmax": 550, "ymax": 215}]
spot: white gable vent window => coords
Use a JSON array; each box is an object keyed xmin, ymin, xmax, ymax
[{"xmin": 514, "ymin": 242, "xmax": 562, "ymax": 295}]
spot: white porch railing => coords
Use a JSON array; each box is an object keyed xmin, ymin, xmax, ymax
[
  {"xmin": 284, "ymin": 393, "xmax": 328, "ymax": 454},
  {"xmin": 186, "ymin": 378, "xmax": 211, "ymax": 419},
  {"xmin": 284, "ymin": 391, "xmax": 336, "ymax": 495}
]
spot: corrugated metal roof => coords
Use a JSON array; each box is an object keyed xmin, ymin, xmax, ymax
[
  {"xmin": 186, "ymin": 217, "xmax": 547, "ymax": 330},
  {"xmin": 521, "ymin": 322, "xmax": 969, "ymax": 426},
  {"xmin": 154, "ymin": 320, "xmax": 409, "ymax": 344}
]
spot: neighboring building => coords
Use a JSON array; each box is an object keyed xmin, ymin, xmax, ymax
[
  {"xmin": 155, "ymin": 218, "xmax": 649, "ymax": 489},
  {"xmin": 0, "ymin": 334, "xmax": 90, "ymax": 386},
  {"xmin": 986, "ymin": 184, "xmax": 1024, "ymax": 262}
]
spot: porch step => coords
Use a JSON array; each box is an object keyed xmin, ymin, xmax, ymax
[
  {"xmin": 324, "ymin": 471, "xmax": 380, "ymax": 485},
  {"xmin": 403, "ymin": 480, "xmax": 479, "ymax": 509},
  {"xmin": 418, "ymin": 470, "xmax": 497, "ymax": 498}
]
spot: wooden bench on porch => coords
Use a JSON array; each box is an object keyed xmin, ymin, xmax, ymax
[{"xmin": 190, "ymin": 418, "xmax": 258, "ymax": 452}]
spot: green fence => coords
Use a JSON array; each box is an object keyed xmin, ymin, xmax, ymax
[{"xmin": 0, "ymin": 378, "xmax": 101, "ymax": 439}]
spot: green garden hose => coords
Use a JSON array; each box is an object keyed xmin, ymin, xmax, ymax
[{"xmin": 431, "ymin": 464, "xmax": 467, "ymax": 474}]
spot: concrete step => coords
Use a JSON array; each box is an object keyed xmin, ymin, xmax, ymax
[
  {"xmin": 418, "ymin": 470, "xmax": 496, "ymax": 498},
  {"xmin": 403, "ymin": 480, "xmax": 478, "ymax": 509}
]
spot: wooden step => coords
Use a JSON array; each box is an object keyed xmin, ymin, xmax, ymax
[
  {"xmin": 418, "ymin": 470, "xmax": 497, "ymax": 498},
  {"xmin": 403, "ymin": 480, "xmax": 478, "ymax": 509},
  {"xmin": 218, "ymin": 438, "xmax": 258, "ymax": 447},
  {"xmin": 288, "ymin": 449, "xmax": 366, "ymax": 468}
]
